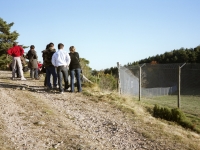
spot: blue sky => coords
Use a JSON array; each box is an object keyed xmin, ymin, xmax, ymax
[{"xmin": 1, "ymin": 0, "xmax": 200, "ymax": 70}]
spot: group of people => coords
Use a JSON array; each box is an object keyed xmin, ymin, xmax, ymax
[{"xmin": 7, "ymin": 42, "xmax": 82, "ymax": 94}]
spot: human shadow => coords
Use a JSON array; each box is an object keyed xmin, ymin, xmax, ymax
[{"xmin": 0, "ymin": 80, "xmax": 62, "ymax": 94}]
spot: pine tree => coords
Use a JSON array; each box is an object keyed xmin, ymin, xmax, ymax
[{"xmin": 0, "ymin": 18, "xmax": 19, "ymax": 69}]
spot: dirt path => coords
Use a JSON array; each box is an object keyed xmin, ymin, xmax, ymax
[{"xmin": 0, "ymin": 71, "xmax": 197, "ymax": 150}]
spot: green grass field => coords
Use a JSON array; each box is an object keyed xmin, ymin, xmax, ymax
[{"xmin": 140, "ymin": 95, "xmax": 200, "ymax": 133}]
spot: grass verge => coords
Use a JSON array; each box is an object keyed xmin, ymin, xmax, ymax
[{"xmin": 81, "ymin": 84, "xmax": 200, "ymax": 150}]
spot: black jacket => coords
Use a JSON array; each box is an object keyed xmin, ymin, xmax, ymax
[
  {"xmin": 42, "ymin": 48, "xmax": 56, "ymax": 67},
  {"xmin": 69, "ymin": 52, "xmax": 81, "ymax": 70},
  {"xmin": 26, "ymin": 49, "xmax": 38, "ymax": 69}
]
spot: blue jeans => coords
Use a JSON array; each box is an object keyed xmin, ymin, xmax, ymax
[
  {"xmin": 56, "ymin": 66, "xmax": 69, "ymax": 92},
  {"xmin": 30, "ymin": 68, "xmax": 38, "ymax": 79},
  {"xmin": 70, "ymin": 68, "xmax": 82, "ymax": 92},
  {"xmin": 46, "ymin": 66, "xmax": 57, "ymax": 88}
]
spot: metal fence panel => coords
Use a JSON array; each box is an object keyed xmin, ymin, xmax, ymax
[{"xmin": 118, "ymin": 63, "xmax": 200, "ymax": 116}]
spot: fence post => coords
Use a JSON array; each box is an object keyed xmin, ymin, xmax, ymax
[
  {"xmin": 117, "ymin": 62, "xmax": 121, "ymax": 94},
  {"xmin": 178, "ymin": 63, "xmax": 186, "ymax": 108},
  {"xmin": 139, "ymin": 64, "xmax": 146, "ymax": 101}
]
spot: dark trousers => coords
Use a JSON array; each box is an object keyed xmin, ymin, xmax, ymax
[
  {"xmin": 46, "ymin": 66, "xmax": 57, "ymax": 88},
  {"xmin": 57, "ymin": 66, "xmax": 69, "ymax": 92},
  {"xmin": 30, "ymin": 68, "xmax": 38, "ymax": 79},
  {"xmin": 70, "ymin": 68, "xmax": 82, "ymax": 92}
]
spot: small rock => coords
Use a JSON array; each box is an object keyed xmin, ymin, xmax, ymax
[
  {"xmin": 21, "ymin": 87, "xmax": 26, "ymax": 90},
  {"xmin": 34, "ymin": 121, "xmax": 45, "ymax": 126}
]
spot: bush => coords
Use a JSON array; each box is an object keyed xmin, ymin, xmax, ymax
[
  {"xmin": 98, "ymin": 74, "xmax": 117, "ymax": 91},
  {"xmin": 153, "ymin": 105, "xmax": 198, "ymax": 133},
  {"xmin": 87, "ymin": 74, "xmax": 118, "ymax": 92},
  {"xmin": 171, "ymin": 108, "xmax": 186, "ymax": 122}
]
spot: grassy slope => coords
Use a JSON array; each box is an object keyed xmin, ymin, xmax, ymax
[
  {"xmin": 140, "ymin": 95, "xmax": 200, "ymax": 133},
  {"xmin": 82, "ymin": 84, "xmax": 200, "ymax": 150}
]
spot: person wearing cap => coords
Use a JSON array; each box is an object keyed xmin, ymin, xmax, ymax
[
  {"xmin": 7, "ymin": 42, "xmax": 26, "ymax": 80},
  {"xmin": 26, "ymin": 45, "xmax": 39, "ymax": 79}
]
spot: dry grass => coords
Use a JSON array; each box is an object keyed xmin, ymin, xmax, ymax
[
  {"xmin": 82, "ymin": 86, "xmax": 200, "ymax": 150},
  {"xmin": 0, "ymin": 119, "xmax": 15, "ymax": 150},
  {"xmin": 8, "ymin": 89, "xmax": 93, "ymax": 149}
]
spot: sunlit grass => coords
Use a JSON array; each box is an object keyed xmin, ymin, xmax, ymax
[
  {"xmin": 82, "ymin": 86, "xmax": 200, "ymax": 149},
  {"xmin": 140, "ymin": 95, "xmax": 200, "ymax": 133}
]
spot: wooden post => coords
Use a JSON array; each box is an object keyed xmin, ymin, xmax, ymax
[
  {"xmin": 178, "ymin": 66, "xmax": 181, "ymax": 108},
  {"xmin": 139, "ymin": 66, "xmax": 141, "ymax": 101},
  {"xmin": 117, "ymin": 62, "xmax": 121, "ymax": 94},
  {"xmin": 178, "ymin": 63, "xmax": 186, "ymax": 108},
  {"xmin": 139, "ymin": 63, "xmax": 145, "ymax": 101}
]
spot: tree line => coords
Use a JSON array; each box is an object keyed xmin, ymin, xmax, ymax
[
  {"xmin": 131, "ymin": 46, "xmax": 200, "ymax": 65},
  {"xmin": 102, "ymin": 45, "xmax": 200, "ymax": 78}
]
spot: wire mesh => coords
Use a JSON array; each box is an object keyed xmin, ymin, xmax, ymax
[{"xmin": 119, "ymin": 63, "xmax": 200, "ymax": 115}]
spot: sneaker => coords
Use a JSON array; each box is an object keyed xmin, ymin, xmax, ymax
[
  {"xmin": 54, "ymin": 85, "xmax": 58, "ymax": 88},
  {"xmin": 64, "ymin": 89, "xmax": 71, "ymax": 92},
  {"xmin": 11, "ymin": 77, "xmax": 15, "ymax": 80},
  {"xmin": 46, "ymin": 87, "xmax": 52, "ymax": 92},
  {"xmin": 21, "ymin": 77, "xmax": 26, "ymax": 81}
]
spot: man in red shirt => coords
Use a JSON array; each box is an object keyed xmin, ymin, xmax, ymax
[{"xmin": 7, "ymin": 42, "xmax": 26, "ymax": 80}]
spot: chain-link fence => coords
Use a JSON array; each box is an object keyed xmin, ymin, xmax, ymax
[{"xmin": 118, "ymin": 63, "xmax": 200, "ymax": 117}]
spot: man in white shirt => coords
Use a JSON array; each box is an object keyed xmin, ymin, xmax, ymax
[{"xmin": 52, "ymin": 43, "xmax": 71, "ymax": 93}]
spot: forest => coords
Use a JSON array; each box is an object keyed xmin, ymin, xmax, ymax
[{"xmin": 103, "ymin": 45, "xmax": 200, "ymax": 77}]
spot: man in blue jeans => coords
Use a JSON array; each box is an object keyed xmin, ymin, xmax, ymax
[
  {"xmin": 52, "ymin": 43, "xmax": 71, "ymax": 94},
  {"xmin": 43, "ymin": 43, "xmax": 57, "ymax": 90}
]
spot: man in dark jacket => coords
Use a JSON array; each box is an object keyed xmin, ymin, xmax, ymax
[
  {"xmin": 42, "ymin": 42, "xmax": 57, "ymax": 89},
  {"xmin": 7, "ymin": 42, "xmax": 26, "ymax": 80},
  {"xmin": 26, "ymin": 45, "xmax": 39, "ymax": 79}
]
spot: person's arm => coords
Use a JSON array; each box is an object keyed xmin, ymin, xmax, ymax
[
  {"xmin": 26, "ymin": 52, "xmax": 29, "ymax": 59},
  {"xmin": 19, "ymin": 46, "xmax": 24, "ymax": 56},
  {"xmin": 66, "ymin": 53, "xmax": 71, "ymax": 66},
  {"xmin": 7, "ymin": 47, "xmax": 13, "ymax": 56},
  {"xmin": 76, "ymin": 52, "xmax": 80, "ymax": 61},
  {"xmin": 51, "ymin": 53, "xmax": 56, "ymax": 67},
  {"xmin": 34, "ymin": 50, "xmax": 38, "ymax": 59}
]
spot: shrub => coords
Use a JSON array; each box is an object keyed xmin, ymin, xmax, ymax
[
  {"xmin": 153, "ymin": 105, "xmax": 198, "ymax": 133},
  {"xmin": 171, "ymin": 108, "xmax": 186, "ymax": 122},
  {"xmin": 89, "ymin": 73, "xmax": 118, "ymax": 91},
  {"xmin": 163, "ymin": 107, "xmax": 172, "ymax": 121}
]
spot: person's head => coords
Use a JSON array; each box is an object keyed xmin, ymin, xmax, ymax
[
  {"xmin": 58, "ymin": 43, "xmax": 64, "ymax": 49},
  {"xmin": 13, "ymin": 42, "xmax": 18, "ymax": 46},
  {"xmin": 69, "ymin": 46, "xmax": 76, "ymax": 53},
  {"xmin": 30, "ymin": 45, "xmax": 35, "ymax": 49},
  {"xmin": 49, "ymin": 42, "xmax": 54, "ymax": 48},
  {"xmin": 46, "ymin": 44, "xmax": 50, "ymax": 49}
]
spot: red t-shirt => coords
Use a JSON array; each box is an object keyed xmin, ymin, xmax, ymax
[
  {"xmin": 7, "ymin": 46, "xmax": 24, "ymax": 57},
  {"xmin": 38, "ymin": 63, "xmax": 42, "ymax": 68}
]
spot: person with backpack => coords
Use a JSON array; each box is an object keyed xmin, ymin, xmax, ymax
[
  {"xmin": 52, "ymin": 43, "xmax": 71, "ymax": 94},
  {"xmin": 69, "ymin": 46, "xmax": 82, "ymax": 93},
  {"xmin": 26, "ymin": 45, "xmax": 39, "ymax": 79},
  {"xmin": 7, "ymin": 42, "xmax": 26, "ymax": 80},
  {"xmin": 42, "ymin": 42, "xmax": 57, "ymax": 90}
]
